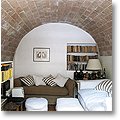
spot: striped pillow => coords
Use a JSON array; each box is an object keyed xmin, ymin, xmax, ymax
[
  {"xmin": 20, "ymin": 75, "xmax": 35, "ymax": 86},
  {"xmin": 42, "ymin": 75, "xmax": 57, "ymax": 86},
  {"xmin": 95, "ymin": 80, "xmax": 112, "ymax": 93}
]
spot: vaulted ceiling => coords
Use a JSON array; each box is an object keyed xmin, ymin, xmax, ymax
[{"xmin": 1, "ymin": 0, "xmax": 112, "ymax": 61}]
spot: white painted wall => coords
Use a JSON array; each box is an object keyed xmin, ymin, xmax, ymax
[
  {"xmin": 14, "ymin": 23, "xmax": 96, "ymax": 78},
  {"xmin": 100, "ymin": 56, "xmax": 112, "ymax": 80}
]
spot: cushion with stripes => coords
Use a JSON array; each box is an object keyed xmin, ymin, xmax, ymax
[
  {"xmin": 95, "ymin": 80, "xmax": 112, "ymax": 94},
  {"xmin": 42, "ymin": 75, "xmax": 57, "ymax": 86},
  {"xmin": 20, "ymin": 75, "xmax": 35, "ymax": 86}
]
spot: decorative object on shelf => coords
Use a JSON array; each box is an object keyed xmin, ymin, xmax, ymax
[
  {"xmin": 33, "ymin": 48, "xmax": 50, "ymax": 62},
  {"xmin": 83, "ymin": 72, "xmax": 90, "ymax": 80},
  {"xmin": 67, "ymin": 43, "xmax": 98, "ymax": 71},
  {"xmin": 96, "ymin": 70, "xmax": 102, "ymax": 79},
  {"xmin": 88, "ymin": 73, "xmax": 92, "ymax": 80},
  {"xmin": 102, "ymin": 68, "xmax": 106, "ymax": 79},
  {"xmin": 86, "ymin": 59, "xmax": 102, "ymax": 80},
  {"xmin": 91, "ymin": 72, "xmax": 97, "ymax": 80},
  {"xmin": 78, "ymin": 69, "xmax": 84, "ymax": 80},
  {"xmin": 74, "ymin": 70, "xmax": 79, "ymax": 80},
  {"xmin": 85, "ymin": 72, "xmax": 89, "ymax": 80}
]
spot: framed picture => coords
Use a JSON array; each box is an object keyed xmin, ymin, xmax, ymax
[{"xmin": 33, "ymin": 48, "xmax": 50, "ymax": 62}]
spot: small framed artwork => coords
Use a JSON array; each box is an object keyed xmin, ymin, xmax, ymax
[{"xmin": 33, "ymin": 48, "xmax": 50, "ymax": 62}]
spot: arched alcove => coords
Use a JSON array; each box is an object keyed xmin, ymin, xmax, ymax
[{"xmin": 14, "ymin": 23, "xmax": 97, "ymax": 78}]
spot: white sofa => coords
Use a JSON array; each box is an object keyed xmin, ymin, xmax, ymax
[{"xmin": 77, "ymin": 79, "xmax": 112, "ymax": 111}]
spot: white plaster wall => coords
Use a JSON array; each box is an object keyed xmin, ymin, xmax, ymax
[
  {"xmin": 14, "ymin": 23, "xmax": 96, "ymax": 78},
  {"xmin": 100, "ymin": 56, "xmax": 112, "ymax": 80}
]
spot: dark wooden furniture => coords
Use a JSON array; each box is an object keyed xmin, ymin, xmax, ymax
[
  {"xmin": 4, "ymin": 97, "xmax": 25, "ymax": 111},
  {"xmin": 9, "ymin": 97, "xmax": 25, "ymax": 111}
]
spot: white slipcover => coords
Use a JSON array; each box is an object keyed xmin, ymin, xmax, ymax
[
  {"xmin": 25, "ymin": 97, "xmax": 48, "ymax": 111},
  {"xmin": 56, "ymin": 98, "xmax": 84, "ymax": 111}
]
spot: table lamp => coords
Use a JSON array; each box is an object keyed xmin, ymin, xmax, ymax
[{"xmin": 86, "ymin": 59, "xmax": 102, "ymax": 79}]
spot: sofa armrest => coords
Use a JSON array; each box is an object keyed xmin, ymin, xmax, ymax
[
  {"xmin": 64, "ymin": 78, "xmax": 77, "ymax": 97},
  {"xmin": 14, "ymin": 77, "xmax": 23, "ymax": 87}
]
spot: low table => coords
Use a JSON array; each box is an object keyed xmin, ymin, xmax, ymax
[
  {"xmin": 4, "ymin": 102, "xmax": 18, "ymax": 111},
  {"xmin": 7, "ymin": 97, "xmax": 25, "ymax": 111}
]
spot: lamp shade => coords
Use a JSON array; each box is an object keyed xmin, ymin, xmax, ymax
[{"xmin": 86, "ymin": 59, "xmax": 102, "ymax": 70}]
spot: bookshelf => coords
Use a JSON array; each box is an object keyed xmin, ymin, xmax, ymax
[
  {"xmin": 1, "ymin": 61, "xmax": 13, "ymax": 83},
  {"xmin": 67, "ymin": 43, "xmax": 98, "ymax": 71},
  {"xmin": 1, "ymin": 61, "xmax": 13, "ymax": 110},
  {"xmin": 1, "ymin": 61, "xmax": 13, "ymax": 94}
]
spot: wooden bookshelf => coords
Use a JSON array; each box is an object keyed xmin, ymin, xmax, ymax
[
  {"xmin": 67, "ymin": 43, "xmax": 98, "ymax": 71},
  {"xmin": 1, "ymin": 61, "xmax": 13, "ymax": 88}
]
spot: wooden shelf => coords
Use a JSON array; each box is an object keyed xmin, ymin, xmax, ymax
[
  {"xmin": 67, "ymin": 43, "xmax": 98, "ymax": 71},
  {"xmin": 1, "ymin": 61, "xmax": 13, "ymax": 64},
  {"xmin": 67, "ymin": 52, "xmax": 98, "ymax": 56}
]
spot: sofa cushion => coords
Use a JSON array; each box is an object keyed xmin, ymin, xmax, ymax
[
  {"xmin": 42, "ymin": 75, "xmax": 57, "ymax": 86},
  {"xmin": 33, "ymin": 75, "xmax": 46, "ymax": 86},
  {"xmin": 20, "ymin": 75, "xmax": 35, "ymax": 86},
  {"xmin": 23, "ymin": 85, "xmax": 68, "ymax": 96},
  {"xmin": 54, "ymin": 74, "xmax": 69, "ymax": 87}
]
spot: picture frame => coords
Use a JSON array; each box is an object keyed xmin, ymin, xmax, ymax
[{"xmin": 33, "ymin": 48, "xmax": 50, "ymax": 62}]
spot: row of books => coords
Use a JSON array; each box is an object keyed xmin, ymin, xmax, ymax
[
  {"xmin": 1, "ymin": 63, "xmax": 13, "ymax": 82},
  {"xmin": 67, "ymin": 46, "xmax": 97, "ymax": 53},
  {"xmin": 67, "ymin": 55, "xmax": 98, "ymax": 62},
  {"xmin": 67, "ymin": 63, "xmax": 87, "ymax": 71}
]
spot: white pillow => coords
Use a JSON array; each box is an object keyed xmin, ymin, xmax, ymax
[
  {"xmin": 54, "ymin": 74, "xmax": 68, "ymax": 87},
  {"xmin": 33, "ymin": 75, "xmax": 46, "ymax": 86}
]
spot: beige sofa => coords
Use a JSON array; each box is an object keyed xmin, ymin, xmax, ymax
[{"xmin": 14, "ymin": 77, "xmax": 77, "ymax": 105}]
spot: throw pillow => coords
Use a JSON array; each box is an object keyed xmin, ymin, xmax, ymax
[
  {"xmin": 54, "ymin": 74, "xmax": 68, "ymax": 87},
  {"xmin": 95, "ymin": 80, "xmax": 112, "ymax": 93},
  {"xmin": 20, "ymin": 75, "xmax": 35, "ymax": 86},
  {"xmin": 33, "ymin": 75, "xmax": 46, "ymax": 86},
  {"xmin": 108, "ymin": 89, "xmax": 112, "ymax": 97},
  {"xmin": 42, "ymin": 74, "xmax": 57, "ymax": 86}
]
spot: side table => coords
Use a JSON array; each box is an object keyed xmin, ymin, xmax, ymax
[
  {"xmin": 8, "ymin": 97, "xmax": 25, "ymax": 111},
  {"xmin": 4, "ymin": 102, "xmax": 17, "ymax": 111}
]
